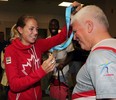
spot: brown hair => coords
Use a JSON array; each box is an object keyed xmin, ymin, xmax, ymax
[{"xmin": 10, "ymin": 15, "xmax": 38, "ymax": 40}]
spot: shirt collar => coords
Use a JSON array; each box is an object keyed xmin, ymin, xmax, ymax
[{"xmin": 91, "ymin": 38, "xmax": 116, "ymax": 51}]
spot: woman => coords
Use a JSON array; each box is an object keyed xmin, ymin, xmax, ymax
[{"xmin": 4, "ymin": 15, "xmax": 69, "ymax": 100}]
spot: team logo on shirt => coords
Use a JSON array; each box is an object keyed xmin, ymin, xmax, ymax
[
  {"xmin": 99, "ymin": 61, "xmax": 114, "ymax": 76},
  {"xmin": 6, "ymin": 57, "xmax": 11, "ymax": 64}
]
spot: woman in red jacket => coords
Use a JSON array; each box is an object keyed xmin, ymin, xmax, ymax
[{"xmin": 4, "ymin": 15, "xmax": 69, "ymax": 100}]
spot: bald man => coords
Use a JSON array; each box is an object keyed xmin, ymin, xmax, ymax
[{"xmin": 71, "ymin": 5, "xmax": 116, "ymax": 100}]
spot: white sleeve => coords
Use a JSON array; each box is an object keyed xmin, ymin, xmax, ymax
[{"xmin": 1, "ymin": 51, "xmax": 5, "ymax": 69}]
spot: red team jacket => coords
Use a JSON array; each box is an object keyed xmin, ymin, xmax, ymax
[{"xmin": 4, "ymin": 26, "xmax": 68, "ymax": 100}]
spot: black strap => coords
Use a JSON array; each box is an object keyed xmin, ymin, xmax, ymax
[
  {"xmin": 57, "ymin": 68, "xmax": 71, "ymax": 99},
  {"xmin": 57, "ymin": 68, "xmax": 68, "ymax": 87},
  {"xmin": 57, "ymin": 68, "xmax": 61, "ymax": 89},
  {"xmin": 61, "ymin": 70, "xmax": 67, "ymax": 83}
]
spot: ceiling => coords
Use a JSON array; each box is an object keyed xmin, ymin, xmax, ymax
[
  {"xmin": 0, "ymin": 0, "xmax": 67, "ymax": 15},
  {"xmin": 0, "ymin": 0, "xmax": 108, "ymax": 15}
]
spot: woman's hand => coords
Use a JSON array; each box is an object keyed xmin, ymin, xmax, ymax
[
  {"xmin": 41, "ymin": 53, "xmax": 56, "ymax": 73},
  {"xmin": 71, "ymin": 1, "xmax": 84, "ymax": 15}
]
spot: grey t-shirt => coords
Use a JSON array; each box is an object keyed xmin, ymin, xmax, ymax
[{"xmin": 72, "ymin": 39, "xmax": 116, "ymax": 100}]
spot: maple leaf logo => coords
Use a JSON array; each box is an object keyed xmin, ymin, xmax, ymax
[{"xmin": 22, "ymin": 54, "xmax": 40, "ymax": 75}]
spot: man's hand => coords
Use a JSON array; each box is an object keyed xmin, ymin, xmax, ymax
[{"xmin": 57, "ymin": 62, "xmax": 64, "ymax": 70}]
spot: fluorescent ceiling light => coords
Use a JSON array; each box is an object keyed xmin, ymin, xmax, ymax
[
  {"xmin": 0, "ymin": 0, "xmax": 8, "ymax": 1},
  {"xmin": 58, "ymin": 2, "xmax": 72, "ymax": 7}
]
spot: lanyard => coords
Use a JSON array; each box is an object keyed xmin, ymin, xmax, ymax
[
  {"xmin": 49, "ymin": 6, "xmax": 74, "ymax": 52},
  {"xmin": 66, "ymin": 6, "xmax": 72, "ymax": 35}
]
